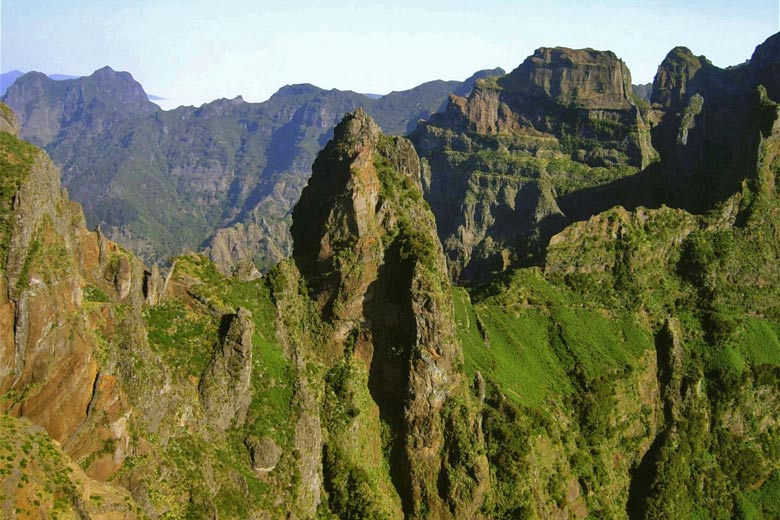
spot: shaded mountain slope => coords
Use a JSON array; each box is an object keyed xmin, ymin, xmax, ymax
[
  {"xmin": 1, "ymin": 67, "xmax": 504, "ymax": 272},
  {"xmin": 412, "ymin": 34, "xmax": 780, "ymax": 285}
]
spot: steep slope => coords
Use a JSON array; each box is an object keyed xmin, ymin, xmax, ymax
[
  {"xmin": 412, "ymin": 46, "xmax": 657, "ymax": 282},
  {"xmin": 1, "ymin": 103, "xmax": 147, "ymax": 517},
  {"xmin": 0, "ymin": 414, "xmax": 143, "ymax": 519},
  {"xmin": 414, "ymin": 35, "xmax": 780, "ymax": 285},
  {"xmin": 0, "ymin": 104, "xmax": 302, "ymax": 518},
  {"xmin": 3, "ymin": 66, "xmax": 158, "ymax": 147},
  {"xmin": 1, "ymin": 103, "xmax": 491, "ymax": 519},
  {"xmin": 647, "ymin": 33, "xmax": 780, "ymax": 213},
  {"xmin": 2, "ymin": 67, "xmax": 504, "ymax": 272},
  {"xmin": 447, "ymin": 33, "xmax": 780, "ymax": 519},
  {"xmin": 285, "ymin": 109, "xmax": 487, "ymax": 518},
  {"xmin": 3, "ymin": 24, "xmax": 780, "ymax": 516}
]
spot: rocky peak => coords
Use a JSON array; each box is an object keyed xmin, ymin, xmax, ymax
[
  {"xmin": 504, "ymin": 46, "xmax": 633, "ymax": 110},
  {"xmin": 646, "ymin": 37, "xmax": 780, "ymax": 211},
  {"xmin": 199, "ymin": 308, "xmax": 254, "ymax": 432},
  {"xmin": 81, "ymin": 66, "xmax": 158, "ymax": 114},
  {"xmin": 291, "ymin": 107, "xmax": 386, "ymax": 322},
  {"xmin": 195, "ymin": 95, "xmax": 246, "ymax": 117},
  {"xmin": 651, "ymin": 46, "xmax": 713, "ymax": 109},
  {"xmin": 430, "ymin": 45, "xmax": 641, "ymax": 139},
  {"xmin": 2, "ymin": 66, "xmax": 158, "ymax": 146},
  {"xmin": 750, "ymin": 31, "xmax": 780, "ymax": 100},
  {"xmin": 270, "ymin": 83, "xmax": 324, "ymax": 100},
  {"xmin": 291, "ymin": 110, "xmax": 487, "ymax": 517},
  {"xmin": 411, "ymin": 46, "xmax": 655, "ymax": 282}
]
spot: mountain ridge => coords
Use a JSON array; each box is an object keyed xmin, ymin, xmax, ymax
[
  {"xmin": 1, "ymin": 65, "xmax": 506, "ymax": 273},
  {"xmin": 2, "ymin": 29, "xmax": 780, "ymax": 517}
]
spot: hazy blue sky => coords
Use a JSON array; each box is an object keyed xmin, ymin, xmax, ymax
[{"xmin": 2, "ymin": 0, "xmax": 778, "ymax": 109}]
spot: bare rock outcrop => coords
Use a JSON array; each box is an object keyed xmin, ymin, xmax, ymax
[
  {"xmin": 412, "ymin": 46, "xmax": 654, "ymax": 282},
  {"xmin": 291, "ymin": 109, "xmax": 488, "ymax": 518},
  {"xmin": 199, "ymin": 307, "xmax": 254, "ymax": 432}
]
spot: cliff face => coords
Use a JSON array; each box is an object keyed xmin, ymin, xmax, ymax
[
  {"xmin": 452, "ymin": 61, "xmax": 780, "ymax": 515},
  {"xmin": 504, "ymin": 47, "xmax": 633, "ymax": 111},
  {"xmin": 413, "ymin": 34, "xmax": 780, "ymax": 284},
  {"xmin": 521, "ymin": 35, "xmax": 780, "ymax": 518},
  {"xmin": 1, "ymin": 102, "xmax": 146, "ymax": 516},
  {"xmin": 412, "ymin": 46, "xmax": 655, "ymax": 282},
  {"xmin": 751, "ymin": 32, "xmax": 780, "ymax": 100},
  {"xmin": 646, "ymin": 34, "xmax": 780, "ymax": 212},
  {"xmin": 1, "ymin": 103, "xmax": 491, "ymax": 519},
  {"xmin": 4, "ymin": 32, "xmax": 780, "ymax": 520},
  {"xmin": 289, "ymin": 109, "xmax": 488, "ymax": 518},
  {"xmin": 0, "ymin": 103, "xmax": 305, "ymax": 518}
]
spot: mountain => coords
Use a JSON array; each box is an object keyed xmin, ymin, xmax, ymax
[
  {"xmin": 632, "ymin": 82, "xmax": 653, "ymax": 101},
  {"xmin": 1, "ymin": 69, "xmax": 163, "ymax": 99},
  {"xmin": 3, "ymin": 32, "xmax": 780, "ymax": 520},
  {"xmin": 411, "ymin": 36, "xmax": 780, "ymax": 284},
  {"xmin": 0, "ymin": 104, "xmax": 486, "ymax": 518},
  {"xmin": 412, "ymin": 47, "xmax": 656, "ymax": 282},
  {"xmin": 4, "ymin": 27, "xmax": 780, "ymax": 518},
  {"xmin": 1, "ymin": 66, "xmax": 504, "ymax": 272}
]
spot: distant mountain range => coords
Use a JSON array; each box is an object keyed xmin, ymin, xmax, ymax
[
  {"xmin": 1, "ymin": 69, "xmax": 164, "ymax": 100},
  {"xmin": 1, "ymin": 65, "xmax": 505, "ymax": 271},
  {"xmin": 0, "ymin": 63, "xmax": 661, "ymax": 275}
]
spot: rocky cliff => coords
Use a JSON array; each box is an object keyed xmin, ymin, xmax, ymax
[
  {"xmin": 0, "ymin": 102, "xmax": 304, "ymax": 518},
  {"xmin": 412, "ymin": 46, "xmax": 656, "ymax": 282},
  {"xmin": 0, "ymin": 103, "xmax": 488, "ymax": 519},
  {"xmin": 1, "ymin": 102, "xmax": 146, "ymax": 517},
  {"xmin": 287, "ymin": 109, "xmax": 488, "ymax": 518},
  {"xmin": 4, "ymin": 31, "xmax": 780, "ymax": 520},
  {"xmin": 646, "ymin": 33, "xmax": 780, "ymax": 214},
  {"xmin": 413, "ymin": 34, "xmax": 780, "ymax": 284}
]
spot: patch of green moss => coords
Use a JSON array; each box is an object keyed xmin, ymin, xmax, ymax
[
  {"xmin": 83, "ymin": 284, "xmax": 111, "ymax": 303},
  {"xmin": 144, "ymin": 299, "xmax": 217, "ymax": 378}
]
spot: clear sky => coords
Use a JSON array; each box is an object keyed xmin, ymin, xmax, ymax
[{"xmin": 2, "ymin": 0, "xmax": 778, "ymax": 109}]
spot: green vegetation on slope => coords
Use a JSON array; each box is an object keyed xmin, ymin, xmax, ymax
[
  {"xmin": 454, "ymin": 269, "xmax": 653, "ymax": 408},
  {"xmin": 0, "ymin": 130, "xmax": 39, "ymax": 267},
  {"xmin": 136, "ymin": 254, "xmax": 298, "ymax": 518},
  {"xmin": 0, "ymin": 415, "xmax": 142, "ymax": 519}
]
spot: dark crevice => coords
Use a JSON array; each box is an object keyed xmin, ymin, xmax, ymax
[{"xmin": 364, "ymin": 238, "xmax": 417, "ymax": 515}]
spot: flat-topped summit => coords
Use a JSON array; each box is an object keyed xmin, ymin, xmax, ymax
[
  {"xmin": 504, "ymin": 46, "xmax": 633, "ymax": 110},
  {"xmin": 411, "ymin": 46, "xmax": 654, "ymax": 282}
]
